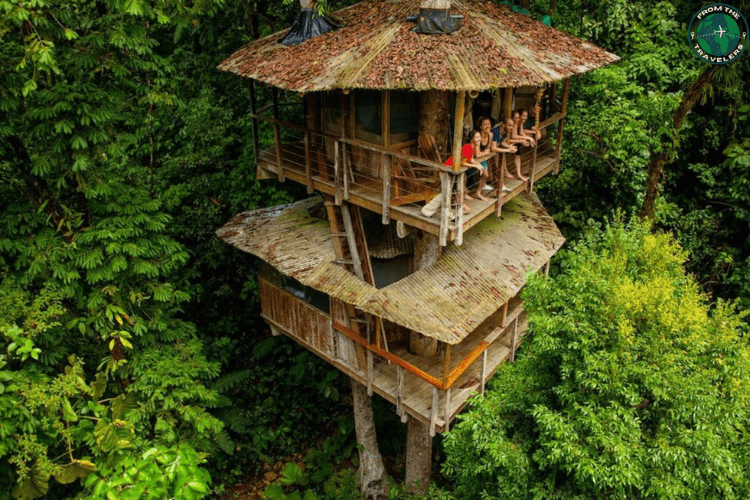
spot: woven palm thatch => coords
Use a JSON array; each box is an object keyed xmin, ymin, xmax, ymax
[
  {"xmin": 218, "ymin": 0, "xmax": 618, "ymax": 92},
  {"xmin": 216, "ymin": 193, "xmax": 564, "ymax": 344}
]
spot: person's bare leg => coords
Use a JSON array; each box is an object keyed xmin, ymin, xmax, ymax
[
  {"xmin": 475, "ymin": 171, "xmax": 488, "ymax": 201},
  {"xmin": 515, "ymin": 155, "xmax": 528, "ymax": 182}
]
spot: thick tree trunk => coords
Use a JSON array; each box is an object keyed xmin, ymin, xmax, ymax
[
  {"xmin": 419, "ymin": 90, "xmax": 450, "ymax": 153},
  {"xmin": 405, "ymin": 232, "xmax": 441, "ymax": 493},
  {"xmin": 405, "ymin": 418, "xmax": 433, "ymax": 493},
  {"xmin": 639, "ymin": 66, "xmax": 715, "ymax": 220},
  {"xmin": 351, "ymin": 380, "xmax": 388, "ymax": 500}
]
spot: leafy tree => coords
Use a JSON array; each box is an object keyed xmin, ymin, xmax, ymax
[
  {"xmin": 0, "ymin": 1, "xmax": 230, "ymax": 497},
  {"xmin": 443, "ymin": 218, "xmax": 750, "ymax": 499}
]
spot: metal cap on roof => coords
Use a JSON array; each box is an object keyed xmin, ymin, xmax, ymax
[
  {"xmin": 218, "ymin": 0, "xmax": 619, "ymax": 92},
  {"xmin": 216, "ymin": 193, "xmax": 565, "ymax": 344}
]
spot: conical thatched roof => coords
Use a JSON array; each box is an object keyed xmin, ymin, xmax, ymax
[{"xmin": 218, "ymin": 0, "xmax": 619, "ymax": 92}]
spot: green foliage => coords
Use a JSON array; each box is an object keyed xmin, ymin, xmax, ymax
[
  {"xmin": 443, "ymin": 219, "xmax": 750, "ymax": 499},
  {"xmin": 81, "ymin": 444, "xmax": 211, "ymax": 500}
]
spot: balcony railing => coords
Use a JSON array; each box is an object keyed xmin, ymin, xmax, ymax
[{"xmin": 251, "ymin": 113, "xmax": 564, "ymax": 245}]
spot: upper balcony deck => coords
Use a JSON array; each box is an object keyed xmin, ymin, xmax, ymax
[{"xmin": 253, "ymin": 113, "xmax": 563, "ymax": 245}]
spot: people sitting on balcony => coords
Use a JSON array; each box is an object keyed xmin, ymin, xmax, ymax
[
  {"xmin": 519, "ymin": 108, "xmax": 542, "ymax": 142},
  {"xmin": 488, "ymin": 118, "xmax": 517, "ymax": 190},
  {"xmin": 505, "ymin": 116, "xmax": 530, "ymax": 182},
  {"xmin": 512, "ymin": 110, "xmax": 536, "ymax": 147},
  {"xmin": 445, "ymin": 129, "xmax": 486, "ymax": 212}
]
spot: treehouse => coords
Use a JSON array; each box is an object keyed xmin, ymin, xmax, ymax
[{"xmin": 217, "ymin": 0, "xmax": 618, "ymax": 434}]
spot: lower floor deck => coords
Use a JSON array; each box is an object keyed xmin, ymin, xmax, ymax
[{"xmin": 260, "ymin": 278, "xmax": 531, "ymax": 434}]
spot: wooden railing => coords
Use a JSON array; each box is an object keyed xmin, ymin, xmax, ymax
[{"xmin": 250, "ymin": 111, "xmax": 565, "ymax": 246}]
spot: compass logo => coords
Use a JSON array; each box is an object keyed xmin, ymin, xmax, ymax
[{"xmin": 689, "ymin": 3, "xmax": 748, "ymax": 64}]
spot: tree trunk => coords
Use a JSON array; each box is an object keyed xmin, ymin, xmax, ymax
[
  {"xmin": 352, "ymin": 380, "xmax": 388, "ymax": 500},
  {"xmin": 419, "ymin": 90, "xmax": 450, "ymax": 154},
  {"xmin": 405, "ymin": 232, "xmax": 441, "ymax": 493},
  {"xmin": 639, "ymin": 66, "xmax": 715, "ymax": 219},
  {"xmin": 405, "ymin": 418, "xmax": 433, "ymax": 493}
]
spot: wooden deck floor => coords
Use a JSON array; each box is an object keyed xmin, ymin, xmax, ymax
[{"xmin": 257, "ymin": 143, "xmax": 556, "ymax": 242}]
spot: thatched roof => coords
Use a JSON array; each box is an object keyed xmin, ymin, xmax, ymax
[
  {"xmin": 218, "ymin": 0, "xmax": 619, "ymax": 92},
  {"xmin": 216, "ymin": 193, "xmax": 564, "ymax": 344}
]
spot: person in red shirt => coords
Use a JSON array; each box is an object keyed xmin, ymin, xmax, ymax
[{"xmin": 445, "ymin": 130, "xmax": 486, "ymax": 213}]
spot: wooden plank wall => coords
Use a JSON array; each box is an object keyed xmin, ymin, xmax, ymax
[{"xmin": 259, "ymin": 279, "xmax": 334, "ymax": 358}]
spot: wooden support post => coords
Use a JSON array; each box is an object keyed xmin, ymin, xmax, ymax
[
  {"xmin": 429, "ymin": 387, "xmax": 439, "ymax": 437},
  {"xmin": 443, "ymin": 344, "xmax": 452, "ymax": 388},
  {"xmin": 382, "ymin": 153, "xmax": 391, "ymax": 224},
  {"xmin": 249, "ymin": 81, "xmax": 260, "ymax": 168},
  {"xmin": 271, "ymin": 87, "xmax": 284, "ymax": 181},
  {"xmin": 455, "ymin": 172, "xmax": 464, "ymax": 246},
  {"xmin": 545, "ymin": 259, "xmax": 551, "ymax": 276},
  {"xmin": 334, "ymin": 141, "xmax": 342, "ymax": 205},
  {"xmin": 503, "ymin": 86, "xmax": 513, "ymax": 120},
  {"xmin": 341, "ymin": 204, "xmax": 364, "ymax": 279},
  {"xmin": 304, "ymin": 132, "xmax": 313, "ymax": 194},
  {"xmin": 439, "ymin": 172, "xmax": 451, "ymax": 246},
  {"xmin": 341, "ymin": 141, "xmax": 349, "ymax": 201},
  {"xmin": 367, "ymin": 349, "xmax": 374, "ymax": 396},
  {"xmin": 511, "ymin": 317, "xmax": 519, "ymax": 362},
  {"xmin": 396, "ymin": 365, "xmax": 404, "ymax": 418},
  {"xmin": 443, "ymin": 388, "xmax": 451, "ymax": 433},
  {"xmin": 500, "ymin": 301, "xmax": 509, "ymax": 327},
  {"xmin": 529, "ymin": 141, "xmax": 538, "ymax": 193},
  {"xmin": 451, "ymin": 91, "xmax": 466, "ymax": 173},
  {"xmin": 496, "ymin": 154, "xmax": 506, "ymax": 217},
  {"xmin": 480, "ymin": 350, "xmax": 487, "ymax": 395}
]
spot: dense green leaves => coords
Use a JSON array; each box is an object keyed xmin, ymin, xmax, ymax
[{"xmin": 443, "ymin": 219, "xmax": 750, "ymax": 499}]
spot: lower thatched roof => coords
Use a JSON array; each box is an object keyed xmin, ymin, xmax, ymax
[{"xmin": 217, "ymin": 193, "xmax": 564, "ymax": 344}]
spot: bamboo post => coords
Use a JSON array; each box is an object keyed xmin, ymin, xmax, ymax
[
  {"xmin": 367, "ymin": 349, "xmax": 374, "ymax": 396},
  {"xmin": 511, "ymin": 317, "xmax": 519, "ymax": 362},
  {"xmin": 455, "ymin": 171, "xmax": 464, "ymax": 246},
  {"xmin": 480, "ymin": 350, "xmax": 487, "ymax": 395},
  {"xmin": 443, "ymin": 388, "xmax": 451, "ymax": 433},
  {"xmin": 429, "ymin": 387, "xmax": 439, "ymax": 437},
  {"xmin": 249, "ymin": 81, "xmax": 260, "ymax": 168},
  {"xmin": 451, "ymin": 91, "xmax": 466, "ymax": 173},
  {"xmin": 529, "ymin": 141, "xmax": 538, "ymax": 193},
  {"xmin": 496, "ymin": 153, "xmax": 506, "ymax": 217},
  {"xmin": 271, "ymin": 87, "xmax": 284, "ymax": 181},
  {"xmin": 382, "ymin": 152, "xmax": 391, "ymax": 224},
  {"xmin": 545, "ymin": 259, "xmax": 551, "ymax": 275},
  {"xmin": 342, "ymin": 142, "xmax": 349, "ymax": 200},
  {"xmin": 341, "ymin": 204, "xmax": 364, "ymax": 279},
  {"xmin": 439, "ymin": 171, "xmax": 451, "ymax": 246},
  {"xmin": 397, "ymin": 365, "xmax": 404, "ymax": 418}
]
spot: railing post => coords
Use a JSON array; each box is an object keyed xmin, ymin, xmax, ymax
[
  {"xmin": 439, "ymin": 171, "xmax": 451, "ymax": 246},
  {"xmin": 480, "ymin": 350, "xmax": 487, "ymax": 395},
  {"xmin": 430, "ymin": 386, "xmax": 439, "ymax": 437},
  {"xmin": 381, "ymin": 152, "xmax": 391, "ymax": 224},
  {"xmin": 342, "ymin": 142, "xmax": 350, "ymax": 201},
  {"xmin": 511, "ymin": 317, "xmax": 519, "ymax": 362},
  {"xmin": 496, "ymin": 153, "xmax": 505, "ymax": 217},
  {"xmin": 271, "ymin": 87, "xmax": 284, "ymax": 182},
  {"xmin": 555, "ymin": 118, "xmax": 564, "ymax": 175},
  {"xmin": 443, "ymin": 388, "xmax": 452, "ymax": 433},
  {"xmin": 529, "ymin": 141, "xmax": 538, "ymax": 193},
  {"xmin": 455, "ymin": 171, "xmax": 464, "ymax": 246}
]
